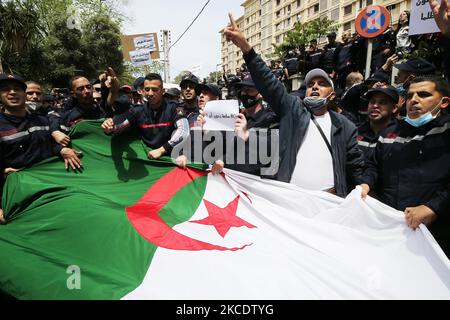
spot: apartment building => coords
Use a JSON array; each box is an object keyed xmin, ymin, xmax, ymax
[{"xmin": 220, "ymin": 0, "xmax": 411, "ymax": 73}]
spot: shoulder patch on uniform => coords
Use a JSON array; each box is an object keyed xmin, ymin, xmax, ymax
[{"xmin": 176, "ymin": 106, "xmax": 185, "ymax": 116}]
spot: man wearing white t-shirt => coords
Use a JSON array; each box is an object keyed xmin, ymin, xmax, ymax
[{"xmin": 224, "ymin": 14, "xmax": 365, "ymax": 196}]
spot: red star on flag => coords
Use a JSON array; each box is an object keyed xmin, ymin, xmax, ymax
[{"xmin": 190, "ymin": 196, "xmax": 256, "ymax": 238}]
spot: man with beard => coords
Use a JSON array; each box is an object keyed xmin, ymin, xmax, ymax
[{"xmin": 49, "ymin": 75, "xmax": 107, "ymax": 146}]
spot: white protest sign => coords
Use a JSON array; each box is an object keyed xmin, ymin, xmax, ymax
[
  {"xmin": 129, "ymin": 49, "xmax": 152, "ymax": 67},
  {"xmin": 133, "ymin": 35, "xmax": 156, "ymax": 52},
  {"xmin": 203, "ymin": 100, "xmax": 239, "ymax": 131},
  {"xmin": 409, "ymin": 0, "xmax": 440, "ymax": 35}
]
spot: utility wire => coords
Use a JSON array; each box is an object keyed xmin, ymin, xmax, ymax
[{"xmin": 169, "ymin": 0, "xmax": 211, "ymax": 51}]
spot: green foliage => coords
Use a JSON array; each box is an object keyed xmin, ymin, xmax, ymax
[
  {"xmin": 274, "ymin": 16, "xmax": 339, "ymax": 58},
  {"xmin": 174, "ymin": 70, "xmax": 193, "ymax": 85},
  {"xmin": 0, "ymin": 0, "xmax": 127, "ymax": 88},
  {"xmin": 206, "ymin": 71, "xmax": 222, "ymax": 84},
  {"xmin": 81, "ymin": 12, "xmax": 124, "ymax": 78}
]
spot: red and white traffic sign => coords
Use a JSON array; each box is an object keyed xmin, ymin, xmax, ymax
[{"xmin": 355, "ymin": 5, "xmax": 391, "ymax": 38}]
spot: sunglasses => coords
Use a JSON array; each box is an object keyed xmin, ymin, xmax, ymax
[{"xmin": 144, "ymin": 87, "xmax": 161, "ymax": 92}]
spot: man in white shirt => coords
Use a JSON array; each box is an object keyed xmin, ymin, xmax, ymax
[{"xmin": 224, "ymin": 14, "xmax": 365, "ymax": 196}]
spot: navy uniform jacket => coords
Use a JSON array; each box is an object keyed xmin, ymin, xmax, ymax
[
  {"xmin": 112, "ymin": 99, "xmax": 188, "ymax": 152},
  {"xmin": 49, "ymin": 103, "xmax": 106, "ymax": 133},
  {"xmin": 0, "ymin": 113, "xmax": 63, "ymax": 207}
]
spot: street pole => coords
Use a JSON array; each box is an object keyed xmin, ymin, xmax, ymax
[
  {"xmin": 162, "ymin": 30, "xmax": 170, "ymax": 83},
  {"xmin": 364, "ymin": 39, "xmax": 373, "ymax": 80}
]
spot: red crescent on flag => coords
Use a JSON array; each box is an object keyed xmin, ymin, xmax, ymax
[{"xmin": 126, "ymin": 167, "xmax": 251, "ymax": 251}]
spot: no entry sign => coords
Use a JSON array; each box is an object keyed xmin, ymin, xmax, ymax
[{"xmin": 355, "ymin": 5, "xmax": 391, "ymax": 38}]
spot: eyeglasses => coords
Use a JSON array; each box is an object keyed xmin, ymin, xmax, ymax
[
  {"xmin": 75, "ymin": 84, "xmax": 92, "ymax": 92},
  {"xmin": 144, "ymin": 87, "xmax": 161, "ymax": 92}
]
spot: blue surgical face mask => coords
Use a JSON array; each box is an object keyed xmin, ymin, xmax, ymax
[
  {"xmin": 303, "ymin": 93, "xmax": 332, "ymax": 113},
  {"xmin": 396, "ymin": 84, "xmax": 407, "ymax": 96},
  {"xmin": 405, "ymin": 100, "xmax": 442, "ymax": 128}
]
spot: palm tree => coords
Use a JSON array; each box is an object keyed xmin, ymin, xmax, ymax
[{"xmin": 0, "ymin": 0, "xmax": 44, "ymax": 73}]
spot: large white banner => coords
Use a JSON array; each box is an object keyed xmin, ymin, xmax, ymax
[
  {"xmin": 409, "ymin": 0, "xmax": 441, "ymax": 35},
  {"xmin": 125, "ymin": 170, "xmax": 450, "ymax": 299}
]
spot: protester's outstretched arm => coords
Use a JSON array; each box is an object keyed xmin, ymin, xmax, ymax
[
  {"xmin": 105, "ymin": 67, "xmax": 121, "ymax": 109},
  {"xmin": 223, "ymin": 14, "xmax": 298, "ymax": 117},
  {"xmin": 430, "ymin": 0, "xmax": 450, "ymax": 37}
]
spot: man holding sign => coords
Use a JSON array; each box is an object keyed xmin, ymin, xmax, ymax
[{"xmin": 224, "ymin": 14, "xmax": 365, "ymax": 196}]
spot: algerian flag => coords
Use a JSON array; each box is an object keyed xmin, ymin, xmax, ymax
[{"xmin": 1, "ymin": 121, "xmax": 450, "ymax": 299}]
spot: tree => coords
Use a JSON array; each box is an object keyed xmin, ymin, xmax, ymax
[
  {"xmin": 273, "ymin": 16, "xmax": 339, "ymax": 58},
  {"xmin": 174, "ymin": 70, "xmax": 193, "ymax": 86},
  {"xmin": 0, "ymin": 0, "xmax": 45, "ymax": 74},
  {"xmin": 81, "ymin": 12, "xmax": 124, "ymax": 79},
  {"xmin": 206, "ymin": 71, "xmax": 222, "ymax": 84}
]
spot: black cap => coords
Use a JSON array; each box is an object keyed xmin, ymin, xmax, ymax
[
  {"xmin": 42, "ymin": 94, "xmax": 56, "ymax": 102},
  {"xmin": 327, "ymin": 32, "xmax": 337, "ymax": 37},
  {"xmin": 0, "ymin": 74, "xmax": 27, "ymax": 91},
  {"xmin": 365, "ymin": 70, "xmax": 390, "ymax": 84},
  {"xmin": 226, "ymin": 74, "xmax": 241, "ymax": 84},
  {"xmin": 394, "ymin": 58, "xmax": 436, "ymax": 74},
  {"xmin": 364, "ymin": 85, "xmax": 399, "ymax": 103},
  {"xmin": 133, "ymin": 77, "xmax": 145, "ymax": 91},
  {"xmin": 195, "ymin": 83, "xmax": 221, "ymax": 98},
  {"xmin": 237, "ymin": 74, "xmax": 255, "ymax": 87},
  {"xmin": 180, "ymin": 74, "xmax": 200, "ymax": 88},
  {"xmin": 164, "ymin": 87, "xmax": 181, "ymax": 98}
]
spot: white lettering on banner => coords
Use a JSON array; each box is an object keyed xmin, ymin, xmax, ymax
[
  {"xmin": 129, "ymin": 49, "xmax": 152, "ymax": 67},
  {"xmin": 409, "ymin": 0, "xmax": 440, "ymax": 35},
  {"xmin": 203, "ymin": 100, "xmax": 239, "ymax": 131},
  {"xmin": 133, "ymin": 35, "xmax": 156, "ymax": 52}
]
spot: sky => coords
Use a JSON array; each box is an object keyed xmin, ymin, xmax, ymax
[{"xmin": 121, "ymin": 0, "xmax": 244, "ymax": 82}]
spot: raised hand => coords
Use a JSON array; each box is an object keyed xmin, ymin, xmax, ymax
[
  {"xmin": 430, "ymin": 0, "xmax": 450, "ymax": 37},
  {"xmin": 223, "ymin": 13, "xmax": 252, "ymax": 54}
]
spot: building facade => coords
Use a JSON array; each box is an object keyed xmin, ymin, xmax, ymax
[{"xmin": 220, "ymin": 0, "xmax": 411, "ymax": 73}]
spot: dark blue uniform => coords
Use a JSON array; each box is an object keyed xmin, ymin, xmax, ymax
[{"xmin": 112, "ymin": 99, "xmax": 188, "ymax": 152}]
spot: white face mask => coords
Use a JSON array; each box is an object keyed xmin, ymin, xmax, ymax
[
  {"xmin": 25, "ymin": 101, "xmax": 42, "ymax": 111},
  {"xmin": 303, "ymin": 93, "xmax": 333, "ymax": 112}
]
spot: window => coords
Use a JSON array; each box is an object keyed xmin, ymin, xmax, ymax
[
  {"xmin": 359, "ymin": 0, "xmax": 364, "ymax": 9},
  {"xmin": 331, "ymin": 7, "xmax": 339, "ymax": 20},
  {"xmin": 344, "ymin": 4, "xmax": 352, "ymax": 15},
  {"xmin": 366, "ymin": 0, "xmax": 373, "ymax": 5},
  {"xmin": 287, "ymin": 4, "xmax": 291, "ymax": 13},
  {"xmin": 276, "ymin": 10, "xmax": 281, "ymax": 18},
  {"xmin": 276, "ymin": 35, "xmax": 281, "ymax": 43},
  {"xmin": 297, "ymin": 0, "xmax": 301, "ymax": 7},
  {"xmin": 343, "ymin": 21, "xmax": 351, "ymax": 30},
  {"xmin": 276, "ymin": 0, "xmax": 281, "ymax": 6},
  {"xmin": 314, "ymin": 4, "xmax": 319, "ymax": 12},
  {"xmin": 320, "ymin": 0, "xmax": 328, "ymax": 11},
  {"xmin": 386, "ymin": 4, "xmax": 396, "ymax": 11}
]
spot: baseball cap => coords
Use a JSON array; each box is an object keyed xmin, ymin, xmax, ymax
[
  {"xmin": 365, "ymin": 70, "xmax": 390, "ymax": 84},
  {"xmin": 164, "ymin": 87, "xmax": 181, "ymax": 99},
  {"xmin": 237, "ymin": 74, "xmax": 255, "ymax": 87},
  {"xmin": 304, "ymin": 68, "xmax": 334, "ymax": 90},
  {"xmin": 0, "ymin": 74, "xmax": 27, "ymax": 91},
  {"xmin": 364, "ymin": 85, "xmax": 399, "ymax": 103},
  {"xmin": 195, "ymin": 83, "xmax": 222, "ymax": 98},
  {"xmin": 394, "ymin": 58, "xmax": 436, "ymax": 75},
  {"xmin": 180, "ymin": 74, "xmax": 200, "ymax": 88},
  {"xmin": 133, "ymin": 77, "xmax": 145, "ymax": 91}
]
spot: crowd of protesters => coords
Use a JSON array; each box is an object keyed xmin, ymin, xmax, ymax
[{"xmin": 1, "ymin": 1, "xmax": 450, "ymax": 258}]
